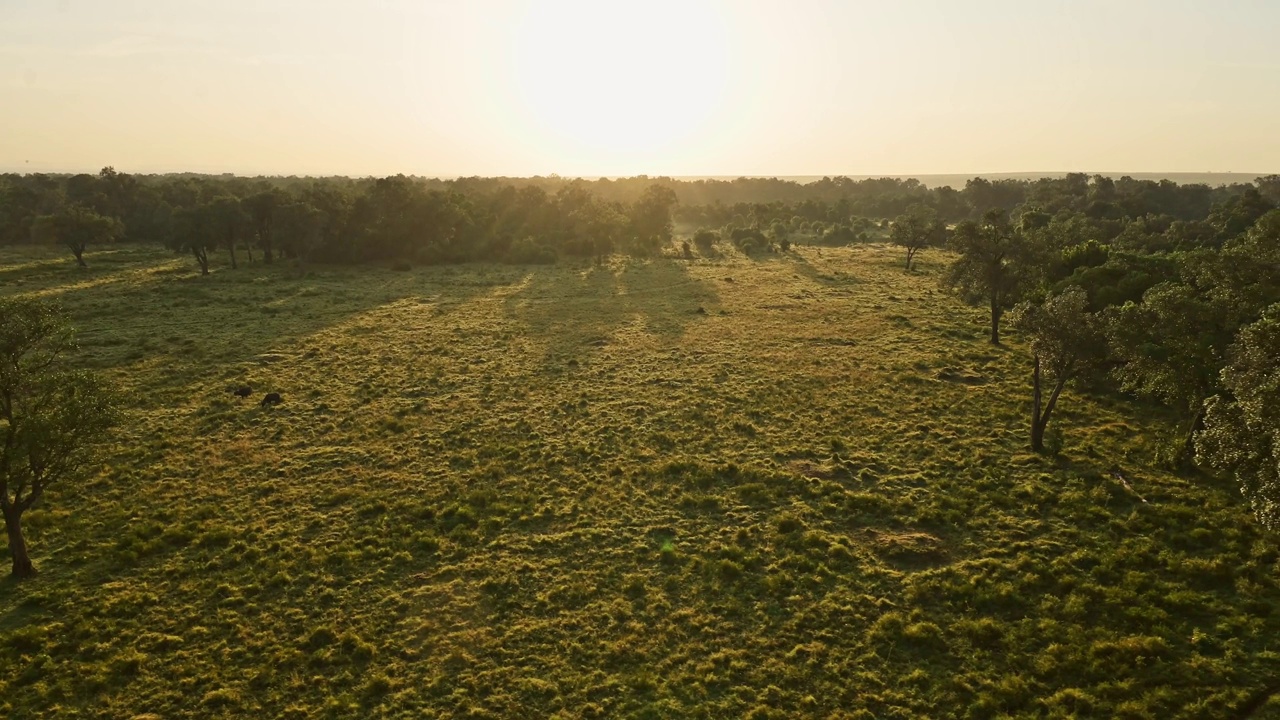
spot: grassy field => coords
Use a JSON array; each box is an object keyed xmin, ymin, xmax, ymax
[{"xmin": 2, "ymin": 243, "xmax": 1279, "ymax": 719}]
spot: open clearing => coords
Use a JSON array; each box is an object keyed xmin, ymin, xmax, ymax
[{"xmin": 2, "ymin": 244, "xmax": 1279, "ymax": 719}]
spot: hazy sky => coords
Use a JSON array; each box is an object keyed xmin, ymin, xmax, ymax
[{"xmin": 2, "ymin": 0, "xmax": 1279, "ymax": 177}]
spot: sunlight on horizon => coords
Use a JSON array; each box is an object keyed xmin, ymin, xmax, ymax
[
  {"xmin": 1, "ymin": 0, "xmax": 1279, "ymax": 176},
  {"xmin": 507, "ymin": 0, "xmax": 733, "ymax": 175}
]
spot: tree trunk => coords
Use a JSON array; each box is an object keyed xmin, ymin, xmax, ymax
[
  {"xmin": 194, "ymin": 248, "xmax": 209, "ymax": 275},
  {"xmin": 263, "ymin": 239, "xmax": 274, "ymax": 264},
  {"xmin": 1179, "ymin": 406, "xmax": 1207, "ymax": 467},
  {"xmin": 906, "ymin": 247, "xmax": 916, "ymax": 270},
  {"xmin": 4, "ymin": 507, "xmax": 35, "ymax": 579},
  {"xmin": 72, "ymin": 244, "xmax": 88, "ymax": 269},
  {"xmin": 245, "ymin": 241, "xmax": 254, "ymax": 263},
  {"xmin": 1031, "ymin": 356, "xmax": 1043, "ymax": 451},
  {"xmin": 1031, "ymin": 357, "xmax": 1068, "ymax": 454},
  {"xmin": 989, "ymin": 294, "xmax": 1001, "ymax": 345},
  {"xmin": 228, "ymin": 241, "xmax": 238, "ymax": 270}
]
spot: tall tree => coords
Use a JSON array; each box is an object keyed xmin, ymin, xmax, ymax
[
  {"xmin": 0, "ymin": 298, "xmax": 118, "ymax": 578},
  {"xmin": 1010, "ymin": 286, "xmax": 1103, "ymax": 453},
  {"xmin": 245, "ymin": 188, "xmax": 287, "ymax": 263},
  {"xmin": 170, "ymin": 205, "xmax": 217, "ymax": 275},
  {"xmin": 890, "ymin": 204, "xmax": 945, "ymax": 270},
  {"xmin": 208, "ymin": 196, "xmax": 249, "ymax": 269},
  {"xmin": 944, "ymin": 210, "xmax": 1033, "ymax": 344},
  {"xmin": 275, "ymin": 202, "xmax": 325, "ymax": 268},
  {"xmin": 629, "ymin": 184, "xmax": 678, "ymax": 255},
  {"xmin": 1105, "ymin": 282, "xmax": 1238, "ymax": 465},
  {"xmin": 1197, "ymin": 305, "xmax": 1280, "ymax": 530},
  {"xmin": 30, "ymin": 205, "xmax": 122, "ymax": 268}
]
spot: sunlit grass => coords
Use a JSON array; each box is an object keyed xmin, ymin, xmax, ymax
[{"xmin": 0, "ymin": 242, "xmax": 1277, "ymax": 718}]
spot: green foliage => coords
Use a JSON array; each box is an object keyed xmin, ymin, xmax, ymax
[
  {"xmin": 0, "ymin": 297, "xmax": 119, "ymax": 577},
  {"xmin": 730, "ymin": 227, "xmax": 768, "ymax": 255},
  {"xmin": 692, "ymin": 228, "xmax": 719, "ymax": 256},
  {"xmin": 944, "ymin": 210, "xmax": 1039, "ymax": 343},
  {"xmin": 1060, "ymin": 238, "xmax": 1109, "ymax": 274},
  {"xmin": 1106, "ymin": 283, "xmax": 1235, "ymax": 420},
  {"xmin": 29, "ymin": 205, "xmax": 122, "ymax": 267},
  {"xmin": 1010, "ymin": 286, "xmax": 1105, "ymax": 452},
  {"xmin": 890, "ymin": 204, "xmax": 945, "ymax": 270},
  {"xmin": 505, "ymin": 237, "xmax": 557, "ymax": 265},
  {"xmin": 1197, "ymin": 305, "xmax": 1280, "ymax": 529}
]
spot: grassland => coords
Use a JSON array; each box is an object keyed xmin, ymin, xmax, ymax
[{"xmin": 2, "ymin": 243, "xmax": 1279, "ymax": 719}]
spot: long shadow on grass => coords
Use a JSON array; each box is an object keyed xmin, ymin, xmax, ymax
[
  {"xmin": 0, "ymin": 256, "xmax": 530, "ymax": 627},
  {"xmin": 10, "ymin": 251, "xmax": 523, "ymax": 392},
  {"xmin": 0, "ymin": 245, "xmax": 172, "ymax": 296},
  {"xmin": 501, "ymin": 257, "xmax": 720, "ymax": 366}
]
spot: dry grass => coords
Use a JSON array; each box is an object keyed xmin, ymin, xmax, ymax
[{"xmin": 1, "ymin": 242, "xmax": 1278, "ymax": 719}]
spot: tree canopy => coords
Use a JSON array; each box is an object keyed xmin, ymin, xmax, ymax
[{"xmin": 0, "ymin": 298, "xmax": 118, "ymax": 578}]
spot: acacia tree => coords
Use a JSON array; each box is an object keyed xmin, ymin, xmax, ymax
[
  {"xmin": 1010, "ymin": 286, "xmax": 1103, "ymax": 453},
  {"xmin": 944, "ymin": 209, "xmax": 1034, "ymax": 344},
  {"xmin": 1, "ymin": 298, "xmax": 118, "ymax": 578},
  {"xmin": 1197, "ymin": 305, "xmax": 1280, "ymax": 530},
  {"xmin": 890, "ymin": 204, "xmax": 945, "ymax": 270},
  {"xmin": 30, "ymin": 205, "xmax": 122, "ymax": 268}
]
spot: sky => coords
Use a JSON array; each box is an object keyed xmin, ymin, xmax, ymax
[{"xmin": 2, "ymin": 0, "xmax": 1279, "ymax": 177}]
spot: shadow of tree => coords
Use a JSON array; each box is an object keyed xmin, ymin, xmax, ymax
[
  {"xmin": 502, "ymin": 257, "xmax": 720, "ymax": 368},
  {"xmin": 2, "ymin": 247, "xmax": 521, "ymax": 395}
]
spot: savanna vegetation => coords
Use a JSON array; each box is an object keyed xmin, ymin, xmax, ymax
[{"xmin": 2, "ymin": 169, "xmax": 1280, "ymax": 718}]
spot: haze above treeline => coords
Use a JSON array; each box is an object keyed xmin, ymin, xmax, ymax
[
  {"xmin": 1, "ymin": 171, "xmax": 1269, "ymax": 190},
  {"xmin": 4, "ymin": 1, "xmax": 1280, "ymax": 177}
]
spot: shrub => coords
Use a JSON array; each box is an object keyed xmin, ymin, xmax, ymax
[
  {"xmin": 693, "ymin": 228, "xmax": 718, "ymax": 255},
  {"xmin": 731, "ymin": 227, "xmax": 768, "ymax": 254},
  {"xmin": 506, "ymin": 237, "xmax": 557, "ymax": 265}
]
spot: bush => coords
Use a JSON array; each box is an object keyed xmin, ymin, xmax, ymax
[
  {"xmin": 731, "ymin": 227, "xmax": 768, "ymax": 254},
  {"xmin": 625, "ymin": 235, "xmax": 663, "ymax": 259},
  {"xmin": 692, "ymin": 229, "xmax": 718, "ymax": 256},
  {"xmin": 505, "ymin": 237, "xmax": 557, "ymax": 265}
]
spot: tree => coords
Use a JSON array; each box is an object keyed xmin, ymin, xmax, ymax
[
  {"xmin": 275, "ymin": 202, "xmax": 325, "ymax": 269},
  {"xmin": 1010, "ymin": 286, "xmax": 1103, "ymax": 453},
  {"xmin": 245, "ymin": 188, "xmax": 286, "ymax": 263},
  {"xmin": 208, "ymin": 196, "xmax": 250, "ymax": 269},
  {"xmin": 1197, "ymin": 305, "xmax": 1280, "ymax": 530},
  {"xmin": 944, "ymin": 210, "xmax": 1034, "ymax": 344},
  {"xmin": 890, "ymin": 204, "xmax": 945, "ymax": 270},
  {"xmin": 30, "ymin": 205, "xmax": 122, "ymax": 268},
  {"xmin": 170, "ymin": 205, "xmax": 217, "ymax": 275},
  {"xmin": 1105, "ymin": 282, "xmax": 1238, "ymax": 465},
  {"xmin": 629, "ymin": 184, "xmax": 678, "ymax": 254},
  {"xmin": 1, "ymin": 298, "xmax": 118, "ymax": 577}
]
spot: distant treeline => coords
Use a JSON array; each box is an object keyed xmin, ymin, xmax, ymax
[
  {"xmin": 5, "ymin": 167, "xmax": 1280, "ymax": 527},
  {"xmin": 1, "ymin": 169, "xmax": 1277, "ymax": 271}
]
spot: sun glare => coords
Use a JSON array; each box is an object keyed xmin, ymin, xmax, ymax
[{"xmin": 509, "ymin": 0, "xmax": 731, "ymax": 174}]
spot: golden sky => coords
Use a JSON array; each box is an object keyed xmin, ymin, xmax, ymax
[{"xmin": 2, "ymin": 0, "xmax": 1278, "ymax": 177}]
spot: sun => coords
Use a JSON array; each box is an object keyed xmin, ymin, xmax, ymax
[{"xmin": 508, "ymin": 0, "xmax": 732, "ymax": 174}]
